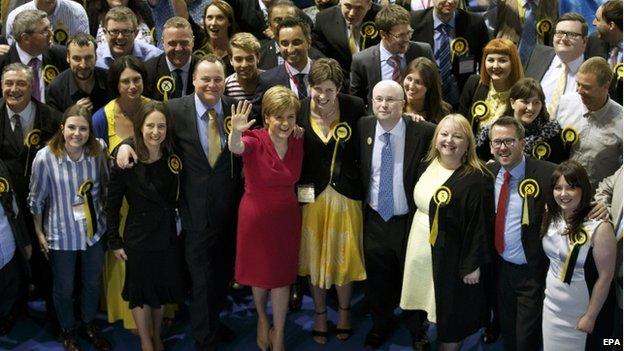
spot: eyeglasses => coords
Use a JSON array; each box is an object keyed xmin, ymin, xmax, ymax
[
  {"xmin": 105, "ymin": 29, "xmax": 135, "ymax": 37},
  {"xmin": 386, "ymin": 29, "xmax": 414, "ymax": 40},
  {"xmin": 490, "ymin": 138, "xmax": 517, "ymax": 148},
  {"xmin": 373, "ymin": 96, "xmax": 403, "ymax": 104},
  {"xmin": 553, "ymin": 31, "xmax": 584, "ymax": 39}
]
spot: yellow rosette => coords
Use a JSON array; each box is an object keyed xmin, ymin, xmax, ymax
[
  {"xmin": 0, "ymin": 177, "xmax": 9, "ymax": 194},
  {"xmin": 518, "ymin": 178, "xmax": 539, "ymax": 226},
  {"xmin": 531, "ymin": 141, "xmax": 551, "ymax": 160},
  {"xmin": 429, "ymin": 186, "xmax": 452, "ymax": 246},
  {"xmin": 560, "ymin": 228, "xmax": 588, "ymax": 284},
  {"xmin": 168, "ymin": 154, "xmax": 182, "ymax": 200},
  {"xmin": 222, "ymin": 117, "xmax": 235, "ymax": 178},
  {"xmin": 193, "ymin": 49, "xmax": 208, "ymax": 58},
  {"xmin": 560, "ymin": 127, "xmax": 579, "ymax": 146},
  {"xmin": 53, "ymin": 28, "xmax": 68, "ymax": 45},
  {"xmin": 451, "ymin": 37, "xmax": 469, "ymax": 57},
  {"xmin": 24, "ymin": 129, "xmax": 42, "ymax": 176},
  {"xmin": 78, "ymin": 179, "xmax": 97, "ymax": 239},
  {"xmin": 360, "ymin": 21, "xmax": 378, "ymax": 48},
  {"xmin": 615, "ymin": 63, "xmax": 623, "ymax": 81},
  {"xmin": 157, "ymin": 75, "xmax": 175, "ymax": 102},
  {"xmin": 536, "ymin": 19, "xmax": 552, "ymax": 38},
  {"xmin": 43, "ymin": 65, "xmax": 59, "ymax": 84},
  {"xmin": 328, "ymin": 123, "xmax": 352, "ymax": 182},
  {"xmin": 150, "ymin": 27, "xmax": 157, "ymax": 45},
  {"xmin": 470, "ymin": 100, "xmax": 489, "ymax": 126}
]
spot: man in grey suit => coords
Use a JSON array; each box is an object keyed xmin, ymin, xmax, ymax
[
  {"xmin": 117, "ymin": 55, "xmax": 240, "ymax": 351},
  {"xmin": 350, "ymin": 4, "xmax": 433, "ymax": 109}
]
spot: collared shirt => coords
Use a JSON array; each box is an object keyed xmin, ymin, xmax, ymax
[
  {"xmin": 166, "ymin": 56, "xmax": 192, "ymax": 95},
  {"xmin": 284, "ymin": 59, "xmax": 311, "ymax": 96},
  {"xmin": 433, "ymin": 11, "xmax": 456, "ymax": 54},
  {"xmin": 0, "ymin": 204, "xmax": 16, "ymax": 270},
  {"xmin": 272, "ymin": 41, "xmax": 285, "ymax": 66},
  {"xmin": 28, "ymin": 140, "xmax": 109, "ymax": 251},
  {"xmin": 96, "ymin": 41, "xmax": 163, "ymax": 69},
  {"xmin": 496, "ymin": 156, "xmax": 528, "ymax": 265},
  {"xmin": 369, "ymin": 118, "xmax": 409, "ymax": 216},
  {"xmin": 15, "ymin": 44, "xmax": 45, "ymax": 103},
  {"xmin": 556, "ymin": 93, "xmax": 623, "ymax": 189},
  {"xmin": 541, "ymin": 54, "xmax": 583, "ymax": 106},
  {"xmin": 6, "ymin": 101, "xmax": 35, "ymax": 133},
  {"xmin": 5, "ymin": 0, "xmax": 89, "ymax": 45},
  {"xmin": 379, "ymin": 42, "xmax": 406, "ymax": 81},
  {"xmin": 194, "ymin": 93, "xmax": 226, "ymax": 158}
]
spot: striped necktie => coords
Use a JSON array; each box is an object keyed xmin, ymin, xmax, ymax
[
  {"xmin": 378, "ymin": 132, "xmax": 394, "ymax": 221},
  {"xmin": 518, "ymin": 0, "xmax": 537, "ymax": 64},
  {"xmin": 548, "ymin": 63, "xmax": 568, "ymax": 116},
  {"xmin": 436, "ymin": 23, "xmax": 454, "ymax": 103}
]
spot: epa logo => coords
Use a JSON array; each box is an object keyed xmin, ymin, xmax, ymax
[{"xmin": 603, "ymin": 338, "xmax": 621, "ymax": 346}]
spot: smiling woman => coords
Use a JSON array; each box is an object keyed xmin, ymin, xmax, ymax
[{"xmin": 195, "ymin": 0, "xmax": 237, "ymax": 77}]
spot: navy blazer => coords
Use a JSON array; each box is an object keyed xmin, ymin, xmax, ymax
[
  {"xmin": 0, "ymin": 44, "xmax": 68, "ymax": 89},
  {"xmin": 144, "ymin": 53, "xmax": 200, "ymax": 101}
]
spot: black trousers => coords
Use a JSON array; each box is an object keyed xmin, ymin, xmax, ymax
[
  {"xmin": 363, "ymin": 206, "xmax": 423, "ymax": 335},
  {"xmin": 0, "ymin": 256, "xmax": 19, "ymax": 318},
  {"xmin": 185, "ymin": 227, "xmax": 233, "ymax": 350},
  {"xmin": 497, "ymin": 258, "xmax": 543, "ymax": 351}
]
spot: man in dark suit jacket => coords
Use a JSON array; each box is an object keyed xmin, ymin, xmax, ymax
[
  {"xmin": 350, "ymin": 4, "xmax": 434, "ymax": 109},
  {"xmin": 410, "ymin": 2, "xmax": 488, "ymax": 106},
  {"xmin": 487, "ymin": 116, "xmax": 554, "ymax": 351},
  {"xmin": 46, "ymin": 33, "xmax": 111, "ymax": 114},
  {"xmin": 358, "ymin": 80, "xmax": 435, "ymax": 349},
  {"xmin": 0, "ymin": 159, "xmax": 31, "ymax": 336},
  {"xmin": 118, "ymin": 55, "xmax": 241, "ymax": 351},
  {"xmin": 0, "ymin": 10, "xmax": 68, "ymax": 103},
  {"xmin": 145, "ymin": 17, "xmax": 199, "ymax": 101},
  {"xmin": 228, "ymin": 0, "xmax": 272, "ymax": 40},
  {"xmin": 312, "ymin": 0, "xmax": 381, "ymax": 76}
]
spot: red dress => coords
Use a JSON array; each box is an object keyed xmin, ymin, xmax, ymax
[{"xmin": 235, "ymin": 129, "xmax": 303, "ymax": 289}]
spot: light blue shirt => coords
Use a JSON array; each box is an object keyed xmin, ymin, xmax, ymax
[
  {"xmin": 96, "ymin": 41, "xmax": 163, "ymax": 70},
  {"xmin": 379, "ymin": 42, "xmax": 406, "ymax": 81},
  {"xmin": 369, "ymin": 118, "xmax": 409, "ymax": 216},
  {"xmin": 496, "ymin": 156, "xmax": 528, "ymax": 265},
  {"xmin": 433, "ymin": 11, "xmax": 456, "ymax": 55},
  {"xmin": 0, "ymin": 204, "xmax": 16, "ymax": 270},
  {"xmin": 194, "ymin": 94, "xmax": 226, "ymax": 159}
]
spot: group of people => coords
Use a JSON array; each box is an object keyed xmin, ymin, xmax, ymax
[{"xmin": 0, "ymin": 0, "xmax": 621, "ymax": 351}]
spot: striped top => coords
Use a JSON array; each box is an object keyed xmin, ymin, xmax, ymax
[
  {"xmin": 224, "ymin": 72, "xmax": 263, "ymax": 101},
  {"xmin": 28, "ymin": 139, "xmax": 109, "ymax": 251}
]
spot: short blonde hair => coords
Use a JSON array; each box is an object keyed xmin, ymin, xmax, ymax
[
  {"xmin": 261, "ymin": 86, "xmax": 300, "ymax": 125},
  {"xmin": 579, "ymin": 56, "xmax": 613, "ymax": 86},
  {"xmin": 228, "ymin": 32, "xmax": 261, "ymax": 57}
]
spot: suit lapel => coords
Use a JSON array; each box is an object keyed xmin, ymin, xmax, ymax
[
  {"xmin": 187, "ymin": 96, "xmax": 210, "ymax": 163},
  {"xmin": 403, "ymin": 118, "xmax": 418, "ymax": 184},
  {"xmin": 423, "ymin": 11, "xmax": 435, "ymax": 49},
  {"xmin": 372, "ymin": 46, "xmax": 382, "ymax": 86},
  {"xmin": 361, "ymin": 117, "xmax": 375, "ymax": 188}
]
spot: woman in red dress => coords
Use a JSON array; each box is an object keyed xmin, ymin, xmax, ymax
[{"xmin": 228, "ymin": 86, "xmax": 303, "ymax": 351}]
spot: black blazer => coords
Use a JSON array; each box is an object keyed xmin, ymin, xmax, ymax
[
  {"xmin": 312, "ymin": 4, "xmax": 381, "ymax": 74},
  {"xmin": 144, "ymin": 53, "xmax": 199, "ymax": 101},
  {"xmin": 258, "ymin": 39, "xmax": 326, "ymax": 71},
  {"xmin": 106, "ymin": 157, "xmax": 179, "ymax": 251},
  {"xmin": 410, "ymin": 8, "xmax": 489, "ymax": 93},
  {"xmin": 298, "ymin": 94, "xmax": 366, "ymax": 200},
  {"xmin": 251, "ymin": 64, "xmax": 291, "ymax": 121},
  {"xmin": 0, "ymin": 98, "xmax": 61, "ymax": 205},
  {"xmin": 164, "ymin": 94, "xmax": 242, "ymax": 232},
  {"xmin": 0, "ymin": 44, "xmax": 68, "ymax": 88},
  {"xmin": 458, "ymin": 74, "xmax": 488, "ymax": 128},
  {"xmin": 0, "ymin": 159, "xmax": 30, "ymax": 275},
  {"xmin": 358, "ymin": 115, "xmax": 435, "ymax": 216},
  {"xmin": 524, "ymin": 44, "xmax": 557, "ymax": 82},
  {"xmin": 227, "ymin": 0, "xmax": 269, "ymax": 40},
  {"xmin": 487, "ymin": 157, "xmax": 555, "ymax": 280}
]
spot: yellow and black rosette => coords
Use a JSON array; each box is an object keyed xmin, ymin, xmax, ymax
[
  {"xmin": 560, "ymin": 228, "xmax": 588, "ymax": 284},
  {"xmin": 193, "ymin": 49, "xmax": 208, "ymax": 58},
  {"xmin": 223, "ymin": 116, "xmax": 233, "ymax": 135},
  {"xmin": 0, "ymin": 177, "xmax": 9, "ymax": 194},
  {"xmin": 615, "ymin": 63, "xmax": 623, "ymax": 81},
  {"xmin": 536, "ymin": 19, "xmax": 552, "ymax": 37},
  {"xmin": 560, "ymin": 127, "xmax": 579, "ymax": 145},
  {"xmin": 157, "ymin": 76, "xmax": 175, "ymax": 102},
  {"xmin": 78, "ymin": 179, "xmax": 97, "ymax": 239},
  {"xmin": 150, "ymin": 27, "xmax": 157, "ymax": 45},
  {"xmin": 518, "ymin": 178, "xmax": 539, "ymax": 226},
  {"xmin": 328, "ymin": 123, "xmax": 352, "ymax": 182},
  {"xmin": 531, "ymin": 141, "xmax": 551, "ymax": 160},
  {"xmin": 43, "ymin": 65, "xmax": 59, "ymax": 84},
  {"xmin": 23, "ymin": 129, "xmax": 42, "ymax": 176},
  {"xmin": 450, "ymin": 37, "xmax": 469, "ymax": 57},
  {"xmin": 53, "ymin": 28, "xmax": 68, "ymax": 45},
  {"xmin": 168, "ymin": 154, "xmax": 182, "ymax": 174},
  {"xmin": 332, "ymin": 122, "xmax": 352, "ymax": 142},
  {"xmin": 470, "ymin": 100, "xmax": 490, "ymax": 126},
  {"xmin": 360, "ymin": 21, "xmax": 378, "ymax": 40},
  {"xmin": 429, "ymin": 186, "xmax": 452, "ymax": 246}
]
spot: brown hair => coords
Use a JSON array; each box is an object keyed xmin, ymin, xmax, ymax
[
  {"xmin": 375, "ymin": 4, "xmax": 410, "ymax": 33},
  {"xmin": 578, "ymin": 56, "xmax": 613, "ymax": 86},
  {"xmin": 601, "ymin": 0, "xmax": 623, "ymax": 32},
  {"xmin": 503, "ymin": 78, "xmax": 549, "ymax": 124},
  {"xmin": 403, "ymin": 57, "xmax": 451, "ymax": 123},
  {"xmin": 133, "ymin": 101, "xmax": 174, "ymax": 162},
  {"xmin": 489, "ymin": 115, "xmax": 526, "ymax": 140},
  {"xmin": 556, "ymin": 12, "xmax": 588, "ymax": 37},
  {"xmin": 203, "ymin": 0, "xmax": 237, "ymax": 38},
  {"xmin": 48, "ymin": 105, "xmax": 102, "ymax": 158},
  {"xmin": 309, "ymin": 58, "xmax": 343, "ymax": 89}
]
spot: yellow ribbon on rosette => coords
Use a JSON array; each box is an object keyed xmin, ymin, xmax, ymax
[
  {"xmin": 615, "ymin": 63, "xmax": 623, "ymax": 81},
  {"xmin": 560, "ymin": 228, "xmax": 588, "ymax": 284},
  {"xmin": 360, "ymin": 21, "xmax": 378, "ymax": 49},
  {"xmin": 531, "ymin": 141, "xmax": 551, "ymax": 160},
  {"xmin": 470, "ymin": 100, "xmax": 489, "ymax": 127},
  {"xmin": 222, "ymin": 116, "xmax": 235, "ymax": 178},
  {"xmin": 451, "ymin": 37, "xmax": 469, "ymax": 58},
  {"xmin": 78, "ymin": 179, "xmax": 97, "ymax": 239},
  {"xmin": 429, "ymin": 186, "xmax": 452, "ymax": 246},
  {"xmin": 536, "ymin": 19, "xmax": 553, "ymax": 41},
  {"xmin": 24, "ymin": 129, "xmax": 41, "ymax": 176},
  {"xmin": 328, "ymin": 122, "xmax": 352, "ymax": 182},
  {"xmin": 168, "ymin": 154, "xmax": 182, "ymax": 201},
  {"xmin": 518, "ymin": 178, "xmax": 539, "ymax": 226},
  {"xmin": 157, "ymin": 75, "xmax": 175, "ymax": 102}
]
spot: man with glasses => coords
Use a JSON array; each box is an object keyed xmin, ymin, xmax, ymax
[
  {"xmin": 95, "ymin": 6, "xmax": 162, "ymax": 70},
  {"xmin": 487, "ymin": 116, "xmax": 555, "ymax": 351},
  {"xmin": 525, "ymin": 12, "xmax": 588, "ymax": 115},
  {"xmin": 0, "ymin": 10, "xmax": 68, "ymax": 104},
  {"xmin": 312, "ymin": 0, "xmax": 380, "ymax": 78},
  {"xmin": 358, "ymin": 79, "xmax": 435, "ymax": 349},
  {"xmin": 4, "ymin": 0, "xmax": 88, "ymax": 46},
  {"xmin": 350, "ymin": 4, "xmax": 433, "ymax": 109}
]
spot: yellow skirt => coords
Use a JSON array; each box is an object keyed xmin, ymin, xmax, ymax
[{"xmin": 298, "ymin": 186, "xmax": 366, "ymax": 289}]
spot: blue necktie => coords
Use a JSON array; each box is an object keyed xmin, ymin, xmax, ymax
[
  {"xmin": 436, "ymin": 23, "xmax": 455, "ymax": 104},
  {"xmin": 378, "ymin": 132, "xmax": 394, "ymax": 221},
  {"xmin": 518, "ymin": 0, "xmax": 537, "ymax": 65}
]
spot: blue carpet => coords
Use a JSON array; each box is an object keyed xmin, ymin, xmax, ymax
[{"xmin": 1, "ymin": 285, "xmax": 504, "ymax": 351}]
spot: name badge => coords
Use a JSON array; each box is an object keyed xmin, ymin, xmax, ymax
[
  {"xmin": 298, "ymin": 184, "xmax": 315, "ymax": 203},
  {"xmin": 72, "ymin": 201, "xmax": 86, "ymax": 221},
  {"xmin": 458, "ymin": 56, "xmax": 475, "ymax": 74}
]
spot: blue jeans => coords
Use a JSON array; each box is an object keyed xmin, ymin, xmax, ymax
[{"xmin": 50, "ymin": 239, "xmax": 104, "ymax": 329}]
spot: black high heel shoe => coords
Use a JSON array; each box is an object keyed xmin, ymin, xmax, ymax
[
  {"xmin": 311, "ymin": 310, "xmax": 329, "ymax": 344},
  {"xmin": 335, "ymin": 305, "xmax": 353, "ymax": 341}
]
